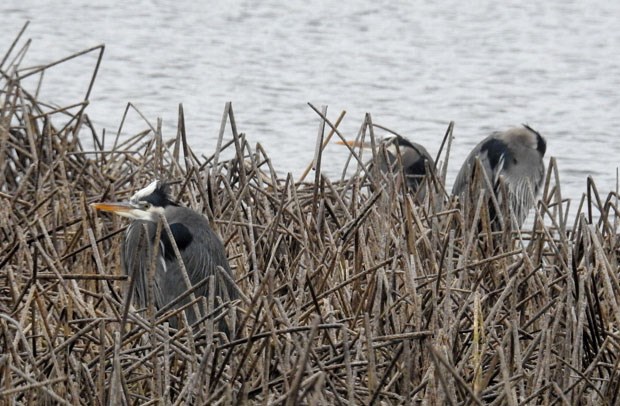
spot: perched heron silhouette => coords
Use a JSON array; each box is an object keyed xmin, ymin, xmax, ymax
[
  {"xmin": 92, "ymin": 180, "xmax": 237, "ymax": 331},
  {"xmin": 339, "ymin": 134, "xmax": 435, "ymax": 200},
  {"xmin": 452, "ymin": 125, "xmax": 547, "ymax": 228}
]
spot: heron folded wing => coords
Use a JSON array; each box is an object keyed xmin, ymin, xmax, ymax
[
  {"xmin": 480, "ymin": 138, "xmax": 509, "ymax": 173},
  {"xmin": 161, "ymin": 222, "xmax": 194, "ymax": 260}
]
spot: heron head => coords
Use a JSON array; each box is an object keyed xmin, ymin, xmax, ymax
[
  {"xmin": 521, "ymin": 124, "xmax": 546, "ymax": 157},
  {"xmin": 91, "ymin": 180, "xmax": 175, "ymax": 222}
]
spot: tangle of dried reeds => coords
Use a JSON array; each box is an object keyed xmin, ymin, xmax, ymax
[{"xmin": 1, "ymin": 24, "xmax": 619, "ymax": 405}]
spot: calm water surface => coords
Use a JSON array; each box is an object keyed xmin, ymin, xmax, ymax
[{"xmin": 2, "ymin": 0, "xmax": 619, "ymax": 206}]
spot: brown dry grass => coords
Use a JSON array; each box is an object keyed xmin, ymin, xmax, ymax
[{"xmin": 1, "ymin": 23, "xmax": 620, "ymax": 405}]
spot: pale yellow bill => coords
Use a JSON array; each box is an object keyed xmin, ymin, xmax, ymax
[
  {"xmin": 335, "ymin": 140, "xmax": 372, "ymax": 148},
  {"xmin": 90, "ymin": 202, "xmax": 134, "ymax": 214}
]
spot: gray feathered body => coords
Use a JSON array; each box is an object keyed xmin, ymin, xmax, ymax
[
  {"xmin": 122, "ymin": 205, "xmax": 236, "ymax": 325},
  {"xmin": 452, "ymin": 125, "xmax": 546, "ymax": 228}
]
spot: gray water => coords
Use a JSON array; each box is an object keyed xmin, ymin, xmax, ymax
[{"xmin": 2, "ymin": 0, "xmax": 619, "ymax": 207}]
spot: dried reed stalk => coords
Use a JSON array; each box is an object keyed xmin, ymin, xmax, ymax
[{"xmin": 1, "ymin": 23, "xmax": 619, "ymax": 405}]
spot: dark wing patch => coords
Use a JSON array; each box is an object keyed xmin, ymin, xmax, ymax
[
  {"xmin": 480, "ymin": 138, "xmax": 510, "ymax": 171},
  {"xmin": 406, "ymin": 156, "xmax": 428, "ymax": 177},
  {"xmin": 160, "ymin": 222, "xmax": 194, "ymax": 260}
]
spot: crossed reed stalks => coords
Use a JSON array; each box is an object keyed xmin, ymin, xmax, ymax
[{"xmin": 1, "ymin": 23, "xmax": 619, "ymax": 405}]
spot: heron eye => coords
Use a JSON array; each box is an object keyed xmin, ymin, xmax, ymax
[{"xmin": 141, "ymin": 202, "xmax": 152, "ymax": 210}]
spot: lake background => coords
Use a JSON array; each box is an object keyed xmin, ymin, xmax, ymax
[{"xmin": 2, "ymin": 0, "xmax": 619, "ymax": 208}]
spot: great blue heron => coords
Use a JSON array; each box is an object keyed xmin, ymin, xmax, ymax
[
  {"xmin": 452, "ymin": 125, "xmax": 547, "ymax": 228},
  {"xmin": 92, "ymin": 180, "xmax": 237, "ymax": 331},
  {"xmin": 340, "ymin": 135, "xmax": 435, "ymax": 200}
]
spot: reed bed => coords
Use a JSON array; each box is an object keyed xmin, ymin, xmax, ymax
[{"xmin": 1, "ymin": 25, "xmax": 620, "ymax": 405}]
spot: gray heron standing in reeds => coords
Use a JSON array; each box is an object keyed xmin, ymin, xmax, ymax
[
  {"xmin": 92, "ymin": 180, "xmax": 237, "ymax": 333},
  {"xmin": 452, "ymin": 125, "xmax": 547, "ymax": 228},
  {"xmin": 339, "ymin": 134, "xmax": 435, "ymax": 201}
]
